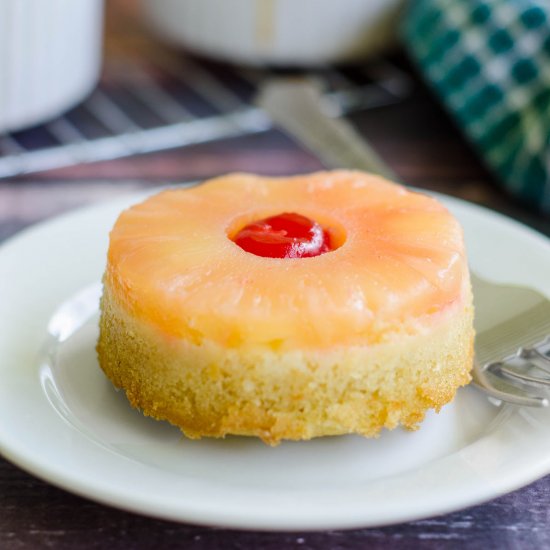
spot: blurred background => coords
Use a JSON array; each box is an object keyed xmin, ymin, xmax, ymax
[{"xmin": 1, "ymin": 0, "xmax": 549, "ymax": 237}]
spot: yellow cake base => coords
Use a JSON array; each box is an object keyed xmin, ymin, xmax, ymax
[{"xmin": 97, "ymin": 284, "xmax": 474, "ymax": 446}]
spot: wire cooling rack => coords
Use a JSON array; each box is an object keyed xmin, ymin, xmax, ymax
[{"xmin": 0, "ymin": 55, "xmax": 412, "ymax": 178}]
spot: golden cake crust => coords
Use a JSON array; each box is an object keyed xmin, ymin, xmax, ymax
[{"xmin": 97, "ymin": 284, "xmax": 473, "ymax": 445}]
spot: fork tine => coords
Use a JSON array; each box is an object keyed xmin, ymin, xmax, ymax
[
  {"xmin": 472, "ymin": 361, "xmax": 549, "ymax": 407},
  {"xmin": 497, "ymin": 363, "xmax": 550, "ymax": 387},
  {"xmin": 518, "ymin": 342, "xmax": 550, "ymax": 374}
]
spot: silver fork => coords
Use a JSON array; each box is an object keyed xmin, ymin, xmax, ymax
[
  {"xmin": 471, "ymin": 274, "xmax": 550, "ymax": 407},
  {"xmin": 257, "ymin": 77, "xmax": 550, "ymax": 407}
]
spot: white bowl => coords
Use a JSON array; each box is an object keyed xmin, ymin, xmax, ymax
[
  {"xmin": 0, "ymin": 0, "xmax": 104, "ymax": 133},
  {"xmin": 141, "ymin": 0, "xmax": 404, "ymax": 66}
]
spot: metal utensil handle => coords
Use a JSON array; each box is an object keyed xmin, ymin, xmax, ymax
[{"xmin": 256, "ymin": 77, "xmax": 398, "ymax": 180}]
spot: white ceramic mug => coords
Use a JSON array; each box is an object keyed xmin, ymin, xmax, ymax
[
  {"xmin": 0, "ymin": 0, "xmax": 104, "ymax": 132},
  {"xmin": 141, "ymin": 0, "xmax": 404, "ymax": 66}
]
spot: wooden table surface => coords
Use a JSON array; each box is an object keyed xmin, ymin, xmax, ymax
[{"xmin": 2, "ymin": 3, "xmax": 550, "ymax": 549}]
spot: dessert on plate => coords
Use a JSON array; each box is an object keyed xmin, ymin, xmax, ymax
[{"xmin": 97, "ymin": 170, "xmax": 474, "ymax": 445}]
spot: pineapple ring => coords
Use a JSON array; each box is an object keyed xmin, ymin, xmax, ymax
[
  {"xmin": 104, "ymin": 171, "xmax": 467, "ymax": 349},
  {"xmin": 98, "ymin": 171, "xmax": 474, "ymax": 444}
]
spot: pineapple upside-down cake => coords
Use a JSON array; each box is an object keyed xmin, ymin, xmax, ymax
[{"xmin": 97, "ymin": 171, "xmax": 474, "ymax": 445}]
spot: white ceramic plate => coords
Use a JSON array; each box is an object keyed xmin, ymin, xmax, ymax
[{"xmin": 1, "ymin": 189, "xmax": 550, "ymax": 531}]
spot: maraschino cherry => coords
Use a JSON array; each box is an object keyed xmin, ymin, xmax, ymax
[{"xmin": 233, "ymin": 212, "xmax": 332, "ymax": 258}]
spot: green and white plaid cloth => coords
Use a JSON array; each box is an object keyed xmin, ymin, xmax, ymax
[{"xmin": 403, "ymin": 0, "xmax": 550, "ymax": 215}]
